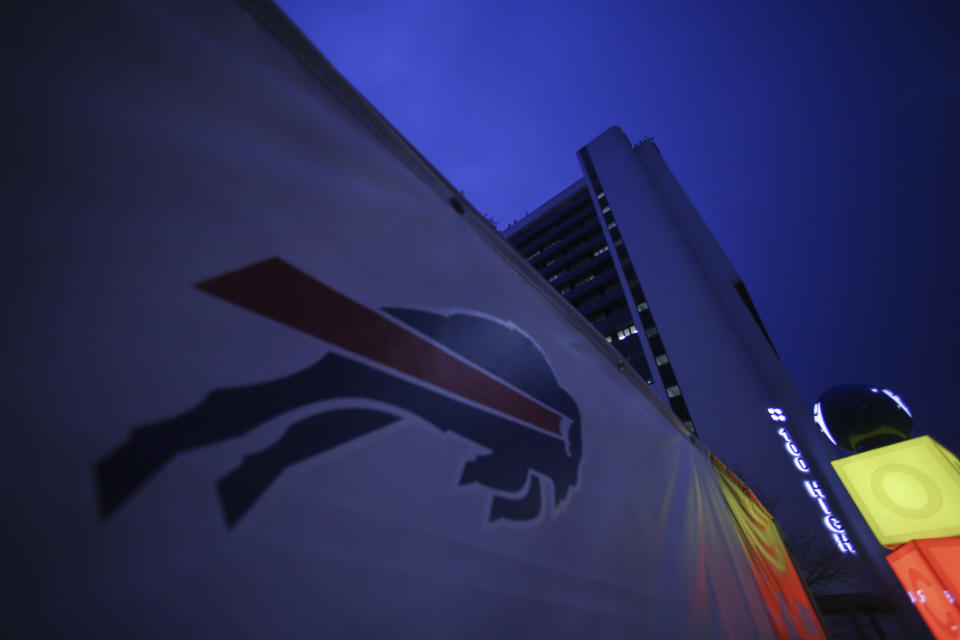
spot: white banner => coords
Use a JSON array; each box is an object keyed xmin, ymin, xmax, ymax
[{"xmin": 3, "ymin": 1, "xmax": 780, "ymax": 637}]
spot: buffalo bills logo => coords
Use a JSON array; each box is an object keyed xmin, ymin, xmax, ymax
[{"xmin": 95, "ymin": 258, "xmax": 582, "ymax": 527}]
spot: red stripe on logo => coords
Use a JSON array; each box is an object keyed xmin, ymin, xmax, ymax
[{"xmin": 197, "ymin": 258, "xmax": 564, "ymax": 436}]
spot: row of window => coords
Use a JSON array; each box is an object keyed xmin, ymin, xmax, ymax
[
  {"xmin": 616, "ymin": 325, "xmax": 638, "ymax": 340},
  {"xmin": 526, "ymin": 238, "xmax": 557, "ymax": 261},
  {"xmin": 523, "ymin": 207, "xmax": 596, "ymax": 262},
  {"xmin": 584, "ymin": 166, "xmax": 654, "ymax": 384},
  {"xmin": 573, "ymin": 273, "xmax": 595, "ymax": 288},
  {"xmin": 605, "ymin": 210, "xmax": 695, "ymax": 432},
  {"xmin": 571, "ymin": 277, "xmax": 620, "ymax": 309},
  {"xmin": 556, "ymin": 255, "xmax": 618, "ymax": 296},
  {"xmin": 512, "ymin": 192, "xmax": 593, "ymax": 251},
  {"xmin": 634, "ymin": 285, "xmax": 694, "ymax": 429},
  {"xmin": 578, "ymin": 147, "xmax": 659, "ymax": 387},
  {"xmin": 587, "ymin": 299, "xmax": 627, "ymax": 324},
  {"xmin": 540, "ymin": 232, "xmax": 605, "ymax": 282},
  {"xmin": 535, "ymin": 222, "xmax": 603, "ymax": 267}
]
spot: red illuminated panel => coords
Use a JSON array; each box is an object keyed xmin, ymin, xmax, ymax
[
  {"xmin": 887, "ymin": 539, "xmax": 960, "ymax": 640},
  {"xmin": 917, "ymin": 538, "xmax": 960, "ymax": 605},
  {"xmin": 712, "ymin": 456, "xmax": 827, "ymax": 640}
]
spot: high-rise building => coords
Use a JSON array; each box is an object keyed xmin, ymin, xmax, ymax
[
  {"xmin": 504, "ymin": 127, "xmax": 922, "ymax": 637},
  {"xmin": 504, "ymin": 140, "xmax": 696, "ymax": 432}
]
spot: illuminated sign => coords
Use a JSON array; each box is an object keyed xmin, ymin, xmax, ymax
[
  {"xmin": 776, "ymin": 426, "xmax": 810, "ymax": 473},
  {"xmin": 887, "ymin": 537, "xmax": 960, "ymax": 640},
  {"xmin": 774, "ymin": 415, "xmax": 856, "ymax": 555},
  {"xmin": 831, "ymin": 436, "xmax": 960, "ymax": 546},
  {"xmin": 803, "ymin": 479, "xmax": 856, "ymax": 554},
  {"xmin": 767, "ymin": 407, "xmax": 787, "ymax": 422}
]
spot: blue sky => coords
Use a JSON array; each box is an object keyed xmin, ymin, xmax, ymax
[{"xmin": 276, "ymin": 0, "xmax": 960, "ymax": 452}]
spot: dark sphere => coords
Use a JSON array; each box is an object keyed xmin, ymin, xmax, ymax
[{"xmin": 814, "ymin": 385, "xmax": 914, "ymax": 452}]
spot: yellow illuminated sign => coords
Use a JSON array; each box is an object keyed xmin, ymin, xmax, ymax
[{"xmin": 831, "ymin": 436, "xmax": 960, "ymax": 546}]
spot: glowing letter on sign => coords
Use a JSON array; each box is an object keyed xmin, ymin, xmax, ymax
[
  {"xmin": 778, "ymin": 428, "xmax": 810, "ymax": 475},
  {"xmin": 777, "ymin": 423, "xmax": 855, "ymax": 554}
]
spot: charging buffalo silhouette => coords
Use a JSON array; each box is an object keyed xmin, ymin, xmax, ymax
[{"xmin": 95, "ymin": 258, "xmax": 582, "ymax": 527}]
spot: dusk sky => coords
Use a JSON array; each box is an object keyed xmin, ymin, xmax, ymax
[{"xmin": 276, "ymin": 0, "xmax": 959, "ymax": 453}]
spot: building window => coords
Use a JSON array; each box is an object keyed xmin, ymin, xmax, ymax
[
  {"xmin": 645, "ymin": 326, "xmax": 658, "ymax": 337},
  {"xmin": 601, "ymin": 206, "xmax": 611, "ymax": 214},
  {"xmin": 659, "ymin": 366, "xmax": 677, "ymax": 387},
  {"xmin": 548, "ymin": 273, "xmax": 559, "ymax": 283},
  {"xmin": 636, "ymin": 301, "xmax": 648, "ymax": 311},
  {"xmin": 648, "ymin": 337, "xmax": 665, "ymax": 358},
  {"xmin": 592, "ymin": 245, "xmax": 609, "ymax": 257},
  {"xmin": 616, "ymin": 325, "xmax": 638, "ymax": 340},
  {"xmin": 574, "ymin": 273, "xmax": 595, "ymax": 288},
  {"xmin": 605, "ymin": 335, "xmax": 613, "ymax": 343},
  {"xmin": 655, "ymin": 354, "xmax": 669, "ymax": 366},
  {"xmin": 666, "ymin": 385, "xmax": 681, "ymax": 398}
]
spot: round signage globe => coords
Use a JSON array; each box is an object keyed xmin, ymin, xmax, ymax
[{"xmin": 813, "ymin": 385, "xmax": 913, "ymax": 452}]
